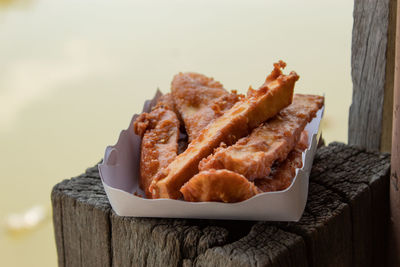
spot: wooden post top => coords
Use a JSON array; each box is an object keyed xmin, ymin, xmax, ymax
[{"xmin": 52, "ymin": 143, "xmax": 390, "ymax": 267}]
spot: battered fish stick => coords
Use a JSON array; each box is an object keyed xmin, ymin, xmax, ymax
[
  {"xmin": 180, "ymin": 169, "xmax": 261, "ymax": 202},
  {"xmin": 134, "ymin": 94, "xmax": 179, "ymax": 198},
  {"xmin": 150, "ymin": 61, "xmax": 299, "ymax": 199},
  {"xmin": 172, "ymin": 72, "xmax": 242, "ymax": 142},
  {"xmin": 199, "ymin": 94, "xmax": 324, "ymax": 180},
  {"xmin": 255, "ymin": 130, "xmax": 308, "ymax": 192}
]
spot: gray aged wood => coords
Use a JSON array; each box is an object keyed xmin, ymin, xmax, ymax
[
  {"xmin": 51, "ymin": 168, "xmax": 113, "ymax": 267},
  {"xmin": 51, "ymin": 143, "xmax": 390, "ymax": 267},
  {"xmin": 308, "ymin": 142, "xmax": 390, "ymax": 267},
  {"xmin": 279, "ymin": 182, "xmax": 352, "ymax": 267},
  {"xmin": 349, "ymin": 0, "xmax": 396, "ymax": 152}
]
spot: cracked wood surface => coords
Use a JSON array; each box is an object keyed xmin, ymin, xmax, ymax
[
  {"xmin": 349, "ymin": 0, "xmax": 396, "ymax": 152},
  {"xmin": 51, "ymin": 143, "xmax": 390, "ymax": 267}
]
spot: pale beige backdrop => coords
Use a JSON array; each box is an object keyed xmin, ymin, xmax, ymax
[{"xmin": 0, "ymin": 0, "xmax": 353, "ymax": 266}]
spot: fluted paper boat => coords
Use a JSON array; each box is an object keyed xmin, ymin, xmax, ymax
[{"xmin": 98, "ymin": 91, "xmax": 324, "ymax": 221}]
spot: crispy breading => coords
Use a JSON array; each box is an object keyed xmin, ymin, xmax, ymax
[
  {"xmin": 172, "ymin": 72, "xmax": 242, "ymax": 142},
  {"xmin": 150, "ymin": 61, "xmax": 299, "ymax": 199},
  {"xmin": 133, "ymin": 94, "xmax": 179, "ymax": 198},
  {"xmin": 199, "ymin": 94, "xmax": 324, "ymax": 180},
  {"xmin": 134, "ymin": 94, "xmax": 176, "ymax": 137},
  {"xmin": 255, "ymin": 130, "xmax": 308, "ymax": 192},
  {"xmin": 180, "ymin": 169, "xmax": 261, "ymax": 202}
]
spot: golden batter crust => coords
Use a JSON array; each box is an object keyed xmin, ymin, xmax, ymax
[
  {"xmin": 150, "ymin": 61, "xmax": 299, "ymax": 199},
  {"xmin": 180, "ymin": 169, "xmax": 261, "ymax": 203},
  {"xmin": 133, "ymin": 94, "xmax": 179, "ymax": 198},
  {"xmin": 199, "ymin": 94, "xmax": 324, "ymax": 180},
  {"xmin": 172, "ymin": 72, "xmax": 242, "ymax": 142}
]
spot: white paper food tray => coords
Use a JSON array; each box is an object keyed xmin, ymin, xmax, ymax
[{"xmin": 98, "ymin": 91, "xmax": 324, "ymax": 221}]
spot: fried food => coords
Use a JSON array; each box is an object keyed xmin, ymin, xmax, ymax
[
  {"xmin": 255, "ymin": 130, "xmax": 308, "ymax": 192},
  {"xmin": 150, "ymin": 61, "xmax": 299, "ymax": 199},
  {"xmin": 133, "ymin": 94, "xmax": 179, "ymax": 198},
  {"xmin": 172, "ymin": 72, "xmax": 242, "ymax": 142},
  {"xmin": 199, "ymin": 94, "xmax": 324, "ymax": 180},
  {"xmin": 134, "ymin": 93, "xmax": 176, "ymax": 136},
  {"xmin": 180, "ymin": 169, "xmax": 261, "ymax": 202}
]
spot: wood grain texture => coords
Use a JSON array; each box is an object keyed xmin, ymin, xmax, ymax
[
  {"xmin": 310, "ymin": 142, "xmax": 390, "ymax": 267},
  {"xmin": 381, "ymin": 0, "xmax": 397, "ymax": 152},
  {"xmin": 51, "ymin": 167, "xmax": 112, "ymax": 267},
  {"xmin": 389, "ymin": 0, "xmax": 400, "ymax": 264},
  {"xmin": 279, "ymin": 182, "xmax": 352, "ymax": 267},
  {"xmin": 193, "ymin": 224, "xmax": 308, "ymax": 267},
  {"xmin": 51, "ymin": 143, "xmax": 390, "ymax": 267},
  {"xmin": 349, "ymin": 0, "xmax": 395, "ymax": 152}
]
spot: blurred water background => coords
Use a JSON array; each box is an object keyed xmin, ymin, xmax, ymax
[{"xmin": 0, "ymin": 0, "xmax": 353, "ymax": 266}]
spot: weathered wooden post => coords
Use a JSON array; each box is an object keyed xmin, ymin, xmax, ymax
[
  {"xmin": 349, "ymin": 0, "xmax": 396, "ymax": 152},
  {"xmin": 389, "ymin": 0, "xmax": 400, "ymax": 264},
  {"xmin": 52, "ymin": 145, "xmax": 390, "ymax": 267},
  {"xmin": 350, "ymin": 1, "xmax": 400, "ymax": 265}
]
